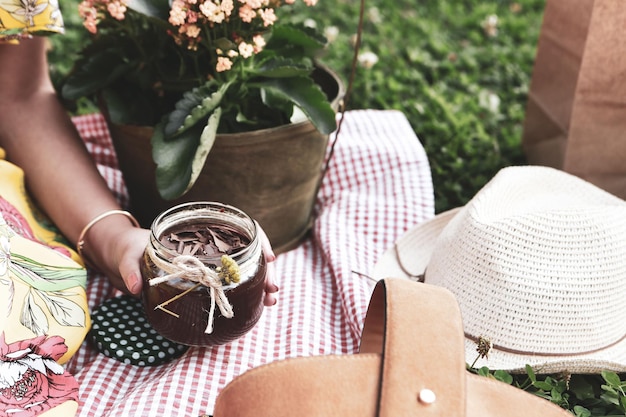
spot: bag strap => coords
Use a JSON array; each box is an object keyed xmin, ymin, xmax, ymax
[
  {"xmin": 213, "ymin": 277, "xmax": 571, "ymax": 417},
  {"xmin": 360, "ymin": 278, "xmax": 467, "ymax": 416}
]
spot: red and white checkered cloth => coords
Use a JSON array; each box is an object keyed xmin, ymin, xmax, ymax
[{"xmin": 67, "ymin": 109, "xmax": 434, "ymax": 416}]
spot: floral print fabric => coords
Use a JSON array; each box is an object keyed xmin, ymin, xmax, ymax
[
  {"xmin": 0, "ymin": 334, "xmax": 80, "ymax": 417},
  {"xmin": 0, "ymin": 0, "xmax": 64, "ymax": 42},
  {"xmin": 0, "ymin": 156, "xmax": 89, "ymax": 417}
]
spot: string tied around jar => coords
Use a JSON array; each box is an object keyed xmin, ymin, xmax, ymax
[{"xmin": 147, "ymin": 248, "xmax": 235, "ymax": 334}]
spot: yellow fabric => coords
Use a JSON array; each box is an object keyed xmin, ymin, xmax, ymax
[
  {"xmin": 0, "ymin": 158, "xmax": 84, "ymax": 266},
  {"xmin": 0, "ymin": 154, "xmax": 89, "ymax": 365},
  {"xmin": 0, "ymin": 0, "xmax": 64, "ymax": 41}
]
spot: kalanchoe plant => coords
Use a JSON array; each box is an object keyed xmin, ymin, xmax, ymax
[{"xmin": 61, "ymin": 0, "xmax": 336, "ymax": 199}]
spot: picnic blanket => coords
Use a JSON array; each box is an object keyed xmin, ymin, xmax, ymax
[{"xmin": 67, "ymin": 109, "xmax": 434, "ymax": 416}]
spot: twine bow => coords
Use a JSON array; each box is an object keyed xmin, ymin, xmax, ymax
[{"xmin": 148, "ymin": 252, "xmax": 234, "ymax": 334}]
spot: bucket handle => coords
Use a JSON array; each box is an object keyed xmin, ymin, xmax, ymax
[{"xmin": 317, "ymin": 0, "xmax": 366, "ymax": 187}]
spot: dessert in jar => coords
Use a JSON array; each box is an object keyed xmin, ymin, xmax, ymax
[{"xmin": 141, "ymin": 202, "xmax": 266, "ymax": 346}]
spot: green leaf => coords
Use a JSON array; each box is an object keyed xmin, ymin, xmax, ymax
[
  {"xmin": 257, "ymin": 87, "xmax": 294, "ymax": 118},
  {"xmin": 493, "ymin": 370, "xmax": 513, "ymax": 384},
  {"xmin": 165, "ymin": 81, "xmax": 229, "ymax": 137},
  {"xmin": 572, "ymin": 405, "xmax": 591, "ymax": 417},
  {"xmin": 533, "ymin": 381, "xmax": 554, "ymax": 392},
  {"xmin": 253, "ymin": 57, "xmax": 312, "ymax": 78},
  {"xmin": 525, "ymin": 364, "xmax": 537, "ymax": 383},
  {"xmin": 214, "ymin": 37, "xmax": 237, "ymax": 51},
  {"xmin": 257, "ymin": 76, "xmax": 336, "ymax": 134},
  {"xmin": 127, "ymin": 0, "xmax": 170, "ymax": 19},
  {"xmin": 153, "ymin": 108, "xmax": 221, "ymax": 199},
  {"xmin": 550, "ymin": 388, "xmax": 563, "ymax": 404},
  {"xmin": 101, "ymin": 87, "xmax": 160, "ymax": 126},
  {"xmin": 188, "ymin": 108, "xmax": 221, "ymax": 194},
  {"xmin": 62, "ymin": 50, "xmax": 133, "ymax": 99},
  {"xmin": 266, "ymin": 24, "xmax": 327, "ymax": 57},
  {"xmin": 153, "ymin": 122, "xmax": 195, "ymax": 199},
  {"xmin": 603, "ymin": 371, "xmax": 623, "ymax": 388},
  {"xmin": 600, "ymin": 391, "xmax": 620, "ymax": 406}
]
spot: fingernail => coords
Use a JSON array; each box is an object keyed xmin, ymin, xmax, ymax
[{"xmin": 128, "ymin": 273, "xmax": 141, "ymax": 294}]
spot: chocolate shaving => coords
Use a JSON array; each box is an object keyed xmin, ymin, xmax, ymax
[
  {"xmin": 208, "ymin": 228, "xmax": 232, "ymax": 253},
  {"xmin": 160, "ymin": 223, "xmax": 250, "ymax": 257}
]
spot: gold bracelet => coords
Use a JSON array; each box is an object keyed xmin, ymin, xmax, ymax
[{"xmin": 77, "ymin": 210, "xmax": 140, "ymax": 261}]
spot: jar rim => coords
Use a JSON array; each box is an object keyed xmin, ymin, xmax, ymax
[{"xmin": 149, "ymin": 201, "xmax": 258, "ymax": 262}]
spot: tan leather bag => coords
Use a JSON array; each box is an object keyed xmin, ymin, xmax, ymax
[{"xmin": 213, "ymin": 278, "xmax": 571, "ymax": 416}]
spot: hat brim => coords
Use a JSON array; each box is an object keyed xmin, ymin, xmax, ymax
[
  {"xmin": 372, "ymin": 208, "xmax": 461, "ymax": 281},
  {"xmin": 463, "ymin": 338, "xmax": 626, "ymax": 374},
  {"xmin": 371, "ymin": 207, "xmax": 626, "ymax": 374}
]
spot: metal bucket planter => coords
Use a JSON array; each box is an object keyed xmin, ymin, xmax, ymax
[{"xmin": 107, "ymin": 66, "xmax": 344, "ymax": 254}]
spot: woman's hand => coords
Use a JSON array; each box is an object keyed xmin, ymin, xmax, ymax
[
  {"xmin": 109, "ymin": 226, "xmax": 151, "ymax": 294},
  {"xmin": 257, "ymin": 222, "xmax": 279, "ymax": 306},
  {"xmin": 83, "ymin": 218, "xmax": 149, "ymax": 295},
  {"xmin": 100, "ymin": 221, "xmax": 279, "ymax": 306}
]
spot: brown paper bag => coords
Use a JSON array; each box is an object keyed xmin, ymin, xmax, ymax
[{"xmin": 522, "ymin": 0, "xmax": 626, "ymax": 199}]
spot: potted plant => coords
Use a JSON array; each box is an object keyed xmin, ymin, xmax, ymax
[{"xmin": 61, "ymin": 0, "xmax": 344, "ymax": 252}]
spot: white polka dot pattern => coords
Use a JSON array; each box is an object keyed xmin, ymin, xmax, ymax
[{"xmin": 89, "ymin": 295, "xmax": 189, "ymax": 367}]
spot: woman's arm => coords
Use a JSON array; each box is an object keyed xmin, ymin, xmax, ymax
[
  {"xmin": 0, "ymin": 37, "xmax": 278, "ymax": 304},
  {"xmin": 0, "ymin": 37, "xmax": 147, "ymax": 293}
]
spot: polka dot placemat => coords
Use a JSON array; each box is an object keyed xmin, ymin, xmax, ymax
[{"xmin": 89, "ymin": 295, "xmax": 189, "ymax": 366}]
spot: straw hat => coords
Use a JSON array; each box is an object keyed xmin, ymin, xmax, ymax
[{"xmin": 372, "ymin": 166, "xmax": 626, "ymax": 374}]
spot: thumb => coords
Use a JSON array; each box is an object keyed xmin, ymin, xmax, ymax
[{"xmin": 119, "ymin": 258, "xmax": 143, "ymax": 295}]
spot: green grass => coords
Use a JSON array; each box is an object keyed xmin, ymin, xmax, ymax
[
  {"xmin": 302, "ymin": 0, "xmax": 546, "ymax": 213},
  {"xmin": 50, "ymin": 0, "xmax": 545, "ymax": 214}
]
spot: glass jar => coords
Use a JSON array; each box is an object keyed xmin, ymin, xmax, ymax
[{"xmin": 141, "ymin": 202, "xmax": 266, "ymax": 346}]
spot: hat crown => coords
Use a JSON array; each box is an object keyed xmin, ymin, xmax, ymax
[{"xmin": 425, "ymin": 166, "xmax": 626, "ymax": 359}]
